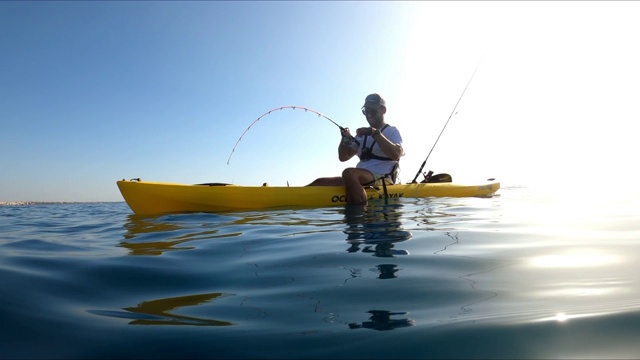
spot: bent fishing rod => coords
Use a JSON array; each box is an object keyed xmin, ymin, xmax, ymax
[
  {"xmin": 227, "ymin": 105, "xmax": 348, "ymax": 165},
  {"xmin": 410, "ymin": 61, "xmax": 482, "ymax": 184}
]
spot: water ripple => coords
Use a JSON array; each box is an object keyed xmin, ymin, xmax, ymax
[{"xmin": 2, "ymin": 191, "xmax": 640, "ymax": 358}]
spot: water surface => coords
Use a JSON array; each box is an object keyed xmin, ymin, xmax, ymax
[{"xmin": 1, "ymin": 186, "xmax": 639, "ymax": 359}]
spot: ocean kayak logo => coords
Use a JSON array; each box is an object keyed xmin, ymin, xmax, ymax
[{"xmin": 331, "ymin": 193, "xmax": 404, "ymax": 203}]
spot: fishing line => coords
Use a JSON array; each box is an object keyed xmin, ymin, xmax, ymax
[
  {"xmin": 410, "ymin": 60, "xmax": 483, "ymax": 183},
  {"xmin": 227, "ymin": 106, "xmax": 346, "ymax": 165}
]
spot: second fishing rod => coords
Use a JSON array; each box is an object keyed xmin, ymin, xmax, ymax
[{"xmin": 410, "ymin": 61, "xmax": 482, "ymax": 184}]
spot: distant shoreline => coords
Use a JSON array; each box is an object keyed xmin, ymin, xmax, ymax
[{"xmin": 0, "ymin": 201, "xmax": 123, "ymax": 206}]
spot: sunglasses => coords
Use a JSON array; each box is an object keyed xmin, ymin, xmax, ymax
[{"xmin": 361, "ymin": 107, "xmax": 379, "ymax": 116}]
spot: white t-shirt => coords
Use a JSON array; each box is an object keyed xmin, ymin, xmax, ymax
[{"xmin": 348, "ymin": 124, "xmax": 403, "ymax": 179}]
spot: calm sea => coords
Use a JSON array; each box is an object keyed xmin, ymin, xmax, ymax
[{"xmin": 2, "ymin": 185, "xmax": 640, "ymax": 359}]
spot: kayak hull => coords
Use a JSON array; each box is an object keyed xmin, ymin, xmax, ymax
[{"xmin": 117, "ymin": 179, "xmax": 500, "ymax": 215}]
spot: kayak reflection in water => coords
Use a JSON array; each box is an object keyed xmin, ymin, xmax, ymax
[{"xmin": 306, "ymin": 93, "xmax": 404, "ymax": 205}]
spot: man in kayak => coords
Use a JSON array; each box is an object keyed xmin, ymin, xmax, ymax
[{"xmin": 307, "ymin": 93, "xmax": 404, "ymax": 204}]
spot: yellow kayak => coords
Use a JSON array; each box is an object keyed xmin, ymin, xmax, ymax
[{"xmin": 117, "ymin": 178, "xmax": 500, "ymax": 215}]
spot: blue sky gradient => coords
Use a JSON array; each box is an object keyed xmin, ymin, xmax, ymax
[{"xmin": 2, "ymin": 1, "xmax": 640, "ymax": 201}]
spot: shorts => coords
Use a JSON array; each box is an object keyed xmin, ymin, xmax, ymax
[{"xmin": 372, "ymin": 174, "xmax": 395, "ymax": 186}]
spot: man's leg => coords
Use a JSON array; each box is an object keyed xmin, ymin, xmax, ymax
[
  {"xmin": 342, "ymin": 168, "xmax": 376, "ymax": 204},
  {"xmin": 306, "ymin": 177, "xmax": 344, "ymax": 186}
]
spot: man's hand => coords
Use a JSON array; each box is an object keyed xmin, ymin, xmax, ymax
[
  {"xmin": 340, "ymin": 127, "xmax": 354, "ymax": 146},
  {"xmin": 356, "ymin": 127, "xmax": 376, "ymax": 137}
]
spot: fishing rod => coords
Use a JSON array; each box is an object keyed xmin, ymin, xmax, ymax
[
  {"xmin": 227, "ymin": 105, "xmax": 347, "ymax": 165},
  {"xmin": 410, "ymin": 61, "xmax": 482, "ymax": 184}
]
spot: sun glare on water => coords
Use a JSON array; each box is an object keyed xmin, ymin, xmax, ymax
[{"xmin": 528, "ymin": 252, "xmax": 621, "ymax": 269}]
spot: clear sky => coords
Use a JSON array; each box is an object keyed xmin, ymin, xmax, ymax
[{"xmin": 2, "ymin": 1, "xmax": 639, "ymax": 202}]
